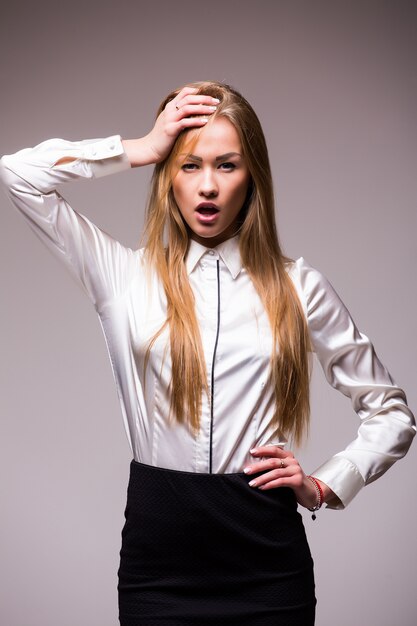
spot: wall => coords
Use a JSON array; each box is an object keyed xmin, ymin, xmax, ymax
[{"xmin": 1, "ymin": 1, "xmax": 416, "ymax": 624}]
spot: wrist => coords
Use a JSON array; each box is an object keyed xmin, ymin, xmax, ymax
[
  {"xmin": 293, "ymin": 475, "xmax": 322, "ymax": 510},
  {"xmin": 314, "ymin": 478, "xmax": 336, "ymax": 504},
  {"xmin": 121, "ymin": 136, "xmax": 157, "ymax": 168},
  {"xmin": 298, "ymin": 476, "xmax": 320, "ymax": 509},
  {"xmin": 306, "ymin": 475, "xmax": 324, "ymax": 520}
]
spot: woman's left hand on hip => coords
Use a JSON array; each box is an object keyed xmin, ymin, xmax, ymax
[{"xmin": 243, "ymin": 445, "xmax": 319, "ymax": 509}]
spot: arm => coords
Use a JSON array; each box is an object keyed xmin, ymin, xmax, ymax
[
  {"xmin": 0, "ymin": 88, "xmax": 220, "ymax": 309},
  {"xmin": 0, "ymin": 135, "xmax": 134, "ymax": 310},
  {"xmin": 244, "ymin": 258, "xmax": 415, "ymax": 511},
  {"xmin": 122, "ymin": 87, "xmax": 220, "ymax": 167},
  {"xmin": 295, "ymin": 257, "xmax": 416, "ymax": 509}
]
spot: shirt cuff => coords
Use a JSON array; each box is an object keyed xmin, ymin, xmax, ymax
[
  {"xmin": 311, "ymin": 456, "xmax": 365, "ymax": 510},
  {"xmin": 76, "ymin": 135, "xmax": 131, "ymax": 178}
]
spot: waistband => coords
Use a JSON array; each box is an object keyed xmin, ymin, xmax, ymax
[
  {"xmin": 128, "ymin": 459, "xmax": 296, "ymax": 499},
  {"xmin": 125, "ymin": 460, "xmax": 299, "ymax": 517},
  {"xmin": 130, "ymin": 459, "xmax": 252, "ymax": 479}
]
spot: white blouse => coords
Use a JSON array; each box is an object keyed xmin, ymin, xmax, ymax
[{"xmin": 1, "ymin": 134, "xmax": 415, "ymax": 510}]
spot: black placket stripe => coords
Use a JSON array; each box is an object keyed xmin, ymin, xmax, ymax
[{"xmin": 209, "ymin": 259, "xmax": 221, "ymax": 473}]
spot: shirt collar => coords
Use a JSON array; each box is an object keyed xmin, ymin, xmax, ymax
[{"xmin": 185, "ymin": 235, "xmax": 243, "ymax": 279}]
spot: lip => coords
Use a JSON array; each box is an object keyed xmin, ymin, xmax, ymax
[
  {"xmin": 196, "ymin": 202, "xmax": 220, "ymax": 211},
  {"xmin": 195, "ymin": 202, "xmax": 220, "ymax": 224},
  {"xmin": 195, "ymin": 211, "xmax": 220, "ymax": 224}
]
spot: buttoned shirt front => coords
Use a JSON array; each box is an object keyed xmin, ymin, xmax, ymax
[{"xmin": 1, "ymin": 134, "xmax": 415, "ymax": 509}]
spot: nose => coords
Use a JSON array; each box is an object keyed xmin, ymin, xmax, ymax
[{"xmin": 198, "ymin": 167, "xmax": 218, "ymax": 197}]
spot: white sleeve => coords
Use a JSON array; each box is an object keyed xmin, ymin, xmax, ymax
[
  {"xmin": 0, "ymin": 135, "xmax": 135, "ymax": 310},
  {"xmin": 291, "ymin": 257, "xmax": 416, "ymax": 509}
]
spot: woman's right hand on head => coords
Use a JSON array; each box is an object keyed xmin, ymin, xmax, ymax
[{"xmin": 122, "ymin": 87, "xmax": 219, "ymax": 168}]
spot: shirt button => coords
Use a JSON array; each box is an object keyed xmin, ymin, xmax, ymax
[
  {"xmin": 208, "ymin": 250, "xmax": 215, "ymax": 255},
  {"xmin": 109, "ymin": 143, "xmax": 115, "ymax": 150}
]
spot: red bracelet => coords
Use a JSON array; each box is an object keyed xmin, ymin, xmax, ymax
[{"xmin": 306, "ymin": 475, "xmax": 324, "ymax": 520}]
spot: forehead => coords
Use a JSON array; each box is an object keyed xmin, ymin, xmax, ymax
[{"xmin": 182, "ymin": 117, "xmax": 242, "ymax": 155}]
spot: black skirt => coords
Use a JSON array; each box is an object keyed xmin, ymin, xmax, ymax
[{"xmin": 118, "ymin": 460, "xmax": 316, "ymax": 626}]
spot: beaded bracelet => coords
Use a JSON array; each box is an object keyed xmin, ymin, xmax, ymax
[{"xmin": 306, "ymin": 475, "xmax": 324, "ymax": 520}]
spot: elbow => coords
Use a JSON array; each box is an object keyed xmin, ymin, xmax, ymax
[
  {"xmin": 0, "ymin": 154, "xmax": 9, "ymax": 184},
  {"xmin": 403, "ymin": 418, "xmax": 417, "ymax": 451},
  {"xmin": 0, "ymin": 154, "xmax": 18, "ymax": 194},
  {"xmin": 0, "ymin": 153, "xmax": 39, "ymax": 198}
]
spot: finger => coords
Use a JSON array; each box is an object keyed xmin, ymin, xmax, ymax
[
  {"xmin": 179, "ymin": 86, "xmax": 199, "ymax": 94},
  {"xmin": 175, "ymin": 86, "xmax": 199, "ymax": 100},
  {"xmin": 258, "ymin": 476, "xmax": 299, "ymax": 490},
  {"xmin": 248, "ymin": 465, "xmax": 299, "ymax": 489},
  {"xmin": 178, "ymin": 94, "xmax": 220, "ymax": 106},
  {"xmin": 169, "ymin": 87, "xmax": 199, "ymax": 108},
  {"xmin": 175, "ymin": 103, "xmax": 218, "ymax": 119},
  {"xmin": 161, "ymin": 108, "xmax": 214, "ymax": 138},
  {"xmin": 168, "ymin": 116, "xmax": 211, "ymax": 134},
  {"xmin": 250, "ymin": 445, "xmax": 289, "ymax": 458},
  {"xmin": 172, "ymin": 99, "xmax": 219, "ymax": 118},
  {"xmin": 258, "ymin": 471, "xmax": 305, "ymax": 491},
  {"xmin": 172, "ymin": 95, "xmax": 220, "ymax": 113},
  {"xmin": 244, "ymin": 456, "xmax": 297, "ymax": 476}
]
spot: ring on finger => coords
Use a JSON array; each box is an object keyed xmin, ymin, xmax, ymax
[{"xmin": 280, "ymin": 459, "xmax": 285, "ymax": 469}]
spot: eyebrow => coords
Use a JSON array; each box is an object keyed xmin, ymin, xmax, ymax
[{"xmin": 179, "ymin": 152, "xmax": 242, "ymax": 162}]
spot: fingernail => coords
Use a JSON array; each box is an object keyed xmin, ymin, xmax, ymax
[
  {"xmin": 207, "ymin": 105, "xmax": 217, "ymax": 110},
  {"xmin": 248, "ymin": 480, "xmax": 257, "ymax": 487},
  {"xmin": 250, "ymin": 448, "xmax": 257, "ymax": 454},
  {"xmin": 212, "ymin": 98, "xmax": 220, "ymax": 103},
  {"xmin": 243, "ymin": 467, "xmax": 251, "ymax": 474},
  {"xmin": 200, "ymin": 117, "xmax": 209, "ymax": 122}
]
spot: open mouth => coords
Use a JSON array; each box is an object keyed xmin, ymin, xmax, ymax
[
  {"xmin": 196, "ymin": 207, "xmax": 219, "ymax": 215},
  {"xmin": 196, "ymin": 203, "xmax": 220, "ymax": 216},
  {"xmin": 195, "ymin": 204, "xmax": 220, "ymax": 223}
]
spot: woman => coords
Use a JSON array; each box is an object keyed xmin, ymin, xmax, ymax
[{"xmin": 1, "ymin": 81, "xmax": 415, "ymax": 625}]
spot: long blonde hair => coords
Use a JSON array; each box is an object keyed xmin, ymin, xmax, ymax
[{"xmin": 143, "ymin": 81, "xmax": 311, "ymax": 445}]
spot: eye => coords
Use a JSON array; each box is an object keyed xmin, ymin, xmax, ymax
[
  {"xmin": 219, "ymin": 162, "xmax": 236, "ymax": 171},
  {"xmin": 181, "ymin": 163, "xmax": 199, "ymax": 172}
]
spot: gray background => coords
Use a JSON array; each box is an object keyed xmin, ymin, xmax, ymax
[{"xmin": 1, "ymin": 1, "xmax": 416, "ymax": 624}]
